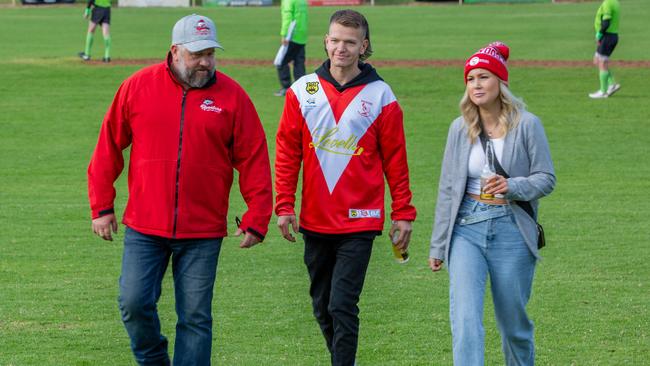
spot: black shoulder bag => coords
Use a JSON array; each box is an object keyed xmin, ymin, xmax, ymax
[{"xmin": 479, "ymin": 132, "xmax": 546, "ymax": 249}]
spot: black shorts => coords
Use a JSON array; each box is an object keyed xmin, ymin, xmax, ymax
[
  {"xmin": 597, "ymin": 33, "xmax": 618, "ymax": 57},
  {"xmin": 91, "ymin": 6, "xmax": 111, "ymax": 25}
]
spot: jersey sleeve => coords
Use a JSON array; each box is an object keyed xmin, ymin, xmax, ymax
[
  {"xmin": 377, "ymin": 101, "xmax": 417, "ymax": 222},
  {"xmin": 274, "ymin": 88, "xmax": 304, "ymax": 217},
  {"xmin": 601, "ymin": 1, "xmax": 614, "ymax": 20},
  {"xmin": 280, "ymin": 0, "xmax": 294, "ymax": 38}
]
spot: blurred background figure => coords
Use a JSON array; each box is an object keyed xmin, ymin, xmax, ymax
[
  {"xmin": 589, "ymin": 0, "xmax": 620, "ymax": 99},
  {"xmin": 274, "ymin": 0, "xmax": 308, "ymax": 96},
  {"xmin": 78, "ymin": 0, "xmax": 112, "ymax": 62}
]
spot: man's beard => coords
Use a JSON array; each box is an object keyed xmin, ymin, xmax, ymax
[{"xmin": 176, "ymin": 56, "xmax": 214, "ymax": 88}]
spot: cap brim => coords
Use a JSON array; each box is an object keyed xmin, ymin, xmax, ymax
[{"xmin": 184, "ymin": 40, "xmax": 224, "ymax": 53}]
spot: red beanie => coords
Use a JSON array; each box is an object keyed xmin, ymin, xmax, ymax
[{"xmin": 464, "ymin": 41, "xmax": 510, "ymax": 84}]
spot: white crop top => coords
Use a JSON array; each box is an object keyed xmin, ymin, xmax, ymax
[{"xmin": 466, "ymin": 137, "xmax": 504, "ymax": 195}]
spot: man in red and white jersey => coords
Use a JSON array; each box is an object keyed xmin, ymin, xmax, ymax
[{"xmin": 275, "ymin": 9, "xmax": 416, "ymax": 365}]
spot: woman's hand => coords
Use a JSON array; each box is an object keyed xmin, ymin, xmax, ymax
[
  {"xmin": 484, "ymin": 174, "xmax": 509, "ymax": 195},
  {"xmin": 429, "ymin": 258, "xmax": 444, "ymax": 272}
]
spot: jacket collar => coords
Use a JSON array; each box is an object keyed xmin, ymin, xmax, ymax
[{"xmin": 499, "ymin": 126, "xmax": 516, "ymax": 172}]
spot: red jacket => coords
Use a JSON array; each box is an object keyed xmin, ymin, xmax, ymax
[
  {"xmin": 88, "ymin": 59, "xmax": 272, "ymax": 239},
  {"xmin": 275, "ymin": 62, "xmax": 416, "ymax": 234}
]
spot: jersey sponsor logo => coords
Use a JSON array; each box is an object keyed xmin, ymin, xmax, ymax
[
  {"xmin": 308, "ymin": 127, "xmax": 364, "ymax": 156},
  {"xmin": 292, "ymin": 74, "xmax": 396, "ymax": 194},
  {"xmin": 349, "ymin": 209, "xmax": 381, "ymax": 219},
  {"xmin": 305, "ymin": 97, "xmax": 317, "ymax": 108},
  {"xmin": 306, "ymin": 81, "xmax": 319, "ymax": 95},
  {"xmin": 200, "ymin": 99, "xmax": 222, "ymax": 113}
]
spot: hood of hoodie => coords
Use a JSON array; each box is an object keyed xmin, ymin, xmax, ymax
[{"xmin": 315, "ymin": 60, "xmax": 383, "ymax": 92}]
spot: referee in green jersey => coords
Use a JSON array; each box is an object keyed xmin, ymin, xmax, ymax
[
  {"xmin": 274, "ymin": 0, "xmax": 308, "ymax": 97},
  {"xmin": 589, "ymin": 0, "xmax": 620, "ymax": 99},
  {"xmin": 78, "ymin": 0, "xmax": 112, "ymax": 63}
]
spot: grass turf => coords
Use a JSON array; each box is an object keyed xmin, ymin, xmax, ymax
[
  {"xmin": 1, "ymin": 2, "xmax": 649, "ymax": 365},
  {"xmin": 1, "ymin": 0, "xmax": 649, "ymax": 61}
]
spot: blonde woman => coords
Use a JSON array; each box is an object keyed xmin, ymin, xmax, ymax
[{"xmin": 428, "ymin": 42, "xmax": 555, "ymax": 366}]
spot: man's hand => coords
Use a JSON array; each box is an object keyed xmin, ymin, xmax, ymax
[
  {"xmin": 388, "ymin": 220, "xmax": 412, "ymax": 251},
  {"xmin": 234, "ymin": 228, "xmax": 261, "ymax": 249},
  {"xmin": 92, "ymin": 214, "xmax": 118, "ymax": 241},
  {"xmin": 281, "ymin": 38, "xmax": 289, "ymax": 46},
  {"xmin": 428, "ymin": 258, "xmax": 444, "ymax": 272},
  {"xmin": 277, "ymin": 215, "xmax": 298, "ymax": 242},
  {"xmin": 84, "ymin": 8, "xmax": 91, "ymax": 18}
]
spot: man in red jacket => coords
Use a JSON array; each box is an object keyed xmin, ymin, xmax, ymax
[
  {"xmin": 275, "ymin": 10, "xmax": 416, "ymax": 366},
  {"xmin": 87, "ymin": 14, "xmax": 272, "ymax": 366}
]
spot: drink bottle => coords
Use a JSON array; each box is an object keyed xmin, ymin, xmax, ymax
[
  {"xmin": 391, "ymin": 226, "xmax": 409, "ymax": 264},
  {"xmin": 480, "ymin": 140, "xmax": 496, "ymax": 200}
]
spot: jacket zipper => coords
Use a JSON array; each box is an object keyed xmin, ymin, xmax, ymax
[{"xmin": 172, "ymin": 90, "xmax": 188, "ymax": 238}]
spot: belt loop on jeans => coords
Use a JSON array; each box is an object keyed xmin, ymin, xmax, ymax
[{"xmin": 470, "ymin": 198, "xmax": 479, "ymax": 212}]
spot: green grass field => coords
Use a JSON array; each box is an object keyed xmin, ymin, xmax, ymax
[{"xmin": 1, "ymin": 1, "xmax": 649, "ymax": 365}]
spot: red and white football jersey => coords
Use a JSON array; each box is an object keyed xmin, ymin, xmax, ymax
[{"xmin": 275, "ymin": 71, "xmax": 416, "ymax": 234}]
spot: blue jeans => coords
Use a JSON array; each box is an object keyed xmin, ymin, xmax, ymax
[
  {"xmin": 119, "ymin": 227, "xmax": 222, "ymax": 366},
  {"xmin": 448, "ymin": 196, "xmax": 536, "ymax": 366}
]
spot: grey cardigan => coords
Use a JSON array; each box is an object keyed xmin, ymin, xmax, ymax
[{"xmin": 429, "ymin": 111, "xmax": 556, "ymax": 261}]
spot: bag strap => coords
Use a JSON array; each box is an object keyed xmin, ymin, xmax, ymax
[{"xmin": 479, "ymin": 130, "xmax": 536, "ymax": 221}]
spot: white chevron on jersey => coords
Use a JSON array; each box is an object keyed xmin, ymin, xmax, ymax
[{"xmin": 291, "ymin": 74, "xmax": 396, "ymax": 194}]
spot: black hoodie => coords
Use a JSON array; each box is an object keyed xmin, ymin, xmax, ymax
[{"xmin": 315, "ymin": 60, "xmax": 383, "ymax": 92}]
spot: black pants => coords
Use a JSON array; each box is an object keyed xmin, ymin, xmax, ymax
[
  {"xmin": 303, "ymin": 233, "xmax": 374, "ymax": 366},
  {"xmin": 277, "ymin": 41, "xmax": 306, "ymax": 89}
]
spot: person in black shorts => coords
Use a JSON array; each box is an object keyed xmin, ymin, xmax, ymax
[
  {"xmin": 589, "ymin": 0, "xmax": 621, "ymax": 99},
  {"xmin": 78, "ymin": 0, "xmax": 112, "ymax": 63}
]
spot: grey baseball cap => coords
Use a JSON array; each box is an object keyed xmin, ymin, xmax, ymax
[{"xmin": 172, "ymin": 14, "xmax": 223, "ymax": 52}]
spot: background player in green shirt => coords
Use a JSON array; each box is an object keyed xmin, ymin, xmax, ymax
[
  {"xmin": 78, "ymin": 0, "xmax": 112, "ymax": 63},
  {"xmin": 589, "ymin": 0, "xmax": 620, "ymax": 99},
  {"xmin": 274, "ymin": 0, "xmax": 308, "ymax": 96}
]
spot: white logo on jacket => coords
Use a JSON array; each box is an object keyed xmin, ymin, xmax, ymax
[
  {"xmin": 200, "ymin": 99, "xmax": 222, "ymax": 113},
  {"xmin": 291, "ymin": 74, "xmax": 396, "ymax": 194}
]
